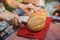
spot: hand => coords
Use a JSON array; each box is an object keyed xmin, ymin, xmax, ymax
[
  {"xmin": 5, "ymin": 13, "xmax": 22, "ymax": 27},
  {"xmin": 7, "ymin": 17, "xmax": 22, "ymax": 27},
  {"xmin": 19, "ymin": 3, "xmax": 40, "ymax": 11},
  {"xmin": 0, "ymin": 12, "xmax": 19, "ymax": 20},
  {"xmin": 0, "ymin": 12, "xmax": 22, "ymax": 27},
  {"xmin": 7, "ymin": 16, "xmax": 23, "ymax": 30},
  {"xmin": 23, "ymin": 4, "xmax": 43, "ymax": 16}
]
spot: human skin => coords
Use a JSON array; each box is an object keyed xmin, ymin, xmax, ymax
[
  {"xmin": 6, "ymin": 0, "xmax": 40, "ymax": 15},
  {"xmin": 6, "ymin": 0, "xmax": 39, "ymax": 8},
  {"xmin": 54, "ymin": 13, "xmax": 59, "ymax": 17},
  {"xmin": 0, "ymin": 10, "xmax": 22, "ymax": 27},
  {"xmin": 23, "ymin": 0, "xmax": 40, "ymax": 6},
  {"xmin": 0, "ymin": 0, "xmax": 43, "ymax": 27}
]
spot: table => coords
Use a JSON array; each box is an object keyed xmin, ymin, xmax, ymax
[{"xmin": 6, "ymin": 22, "xmax": 60, "ymax": 40}]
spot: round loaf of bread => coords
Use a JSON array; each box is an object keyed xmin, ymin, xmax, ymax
[{"xmin": 27, "ymin": 9, "xmax": 47, "ymax": 31}]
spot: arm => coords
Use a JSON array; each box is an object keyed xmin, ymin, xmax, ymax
[
  {"xmin": 5, "ymin": 0, "xmax": 36, "ymax": 10},
  {"xmin": 0, "ymin": 10, "xmax": 22, "ymax": 27},
  {"xmin": 6, "ymin": 0, "xmax": 25, "ymax": 9},
  {"xmin": 0, "ymin": 10, "xmax": 19, "ymax": 20},
  {"xmin": 5, "ymin": 0, "xmax": 41, "ymax": 16}
]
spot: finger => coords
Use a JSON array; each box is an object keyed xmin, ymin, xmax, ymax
[
  {"xmin": 25, "ymin": 8, "xmax": 35, "ymax": 16},
  {"xmin": 12, "ymin": 18, "xmax": 15, "ymax": 26},
  {"xmin": 24, "ymin": 9, "xmax": 31, "ymax": 16},
  {"xmin": 33, "ymin": 9, "xmax": 40, "ymax": 14},
  {"xmin": 13, "ymin": 18, "xmax": 18, "ymax": 27},
  {"xmin": 29, "ymin": 9, "xmax": 34, "ymax": 15},
  {"xmin": 18, "ymin": 18, "xmax": 22, "ymax": 28},
  {"xmin": 33, "ymin": 7, "xmax": 43, "ymax": 14},
  {"xmin": 10, "ymin": 19, "xmax": 13, "ymax": 25},
  {"xmin": 9, "ymin": 19, "xmax": 13, "ymax": 25},
  {"xmin": 11, "ymin": 17, "xmax": 16, "ymax": 26}
]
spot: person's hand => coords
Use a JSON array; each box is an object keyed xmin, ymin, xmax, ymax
[
  {"xmin": 0, "ymin": 12, "xmax": 22, "ymax": 27},
  {"xmin": 23, "ymin": 4, "xmax": 44, "ymax": 16},
  {"xmin": 7, "ymin": 16, "xmax": 22, "ymax": 27},
  {"xmin": 18, "ymin": 3, "xmax": 45, "ymax": 16},
  {"xmin": 6, "ymin": 14, "xmax": 22, "ymax": 27}
]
